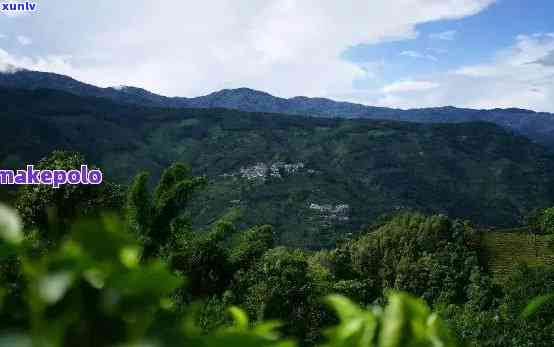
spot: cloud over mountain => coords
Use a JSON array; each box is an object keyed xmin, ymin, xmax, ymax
[{"xmin": 0, "ymin": 0, "xmax": 495, "ymax": 100}]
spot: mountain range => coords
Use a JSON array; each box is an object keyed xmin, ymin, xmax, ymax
[
  {"xmin": 1, "ymin": 85, "xmax": 554, "ymax": 248},
  {"xmin": 1, "ymin": 69, "xmax": 554, "ymax": 150}
]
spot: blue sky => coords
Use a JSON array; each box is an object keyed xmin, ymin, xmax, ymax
[
  {"xmin": 342, "ymin": 0, "xmax": 554, "ymax": 90},
  {"xmin": 1, "ymin": 0, "xmax": 554, "ymax": 111}
]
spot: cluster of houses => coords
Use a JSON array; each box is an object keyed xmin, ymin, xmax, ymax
[
  {"xmin": 222, "ymin": 162, "xmax": 307, "ymax": 181},
  {"xmin": 308, "ymin": 203, "xmax": 350, "ymax": 222}
]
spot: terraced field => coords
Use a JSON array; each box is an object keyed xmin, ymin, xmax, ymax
[{"xmin": 476, "ymin": 228, "xmax": 554, "ymax": 279}]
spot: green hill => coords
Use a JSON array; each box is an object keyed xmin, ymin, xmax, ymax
[{"xmin": 1, "ymin": 87, "xmax": 554, "ymax": 247}]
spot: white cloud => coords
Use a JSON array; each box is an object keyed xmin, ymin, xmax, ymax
[
  {"xmin": 400, "ymin": 50, "xmax": 424, "ymax": 58},
  {"xmin": 383, "ymin": 80, "xmax": 440, "ymax": 93},
  {"xmin": 449, "ymin": 33, "xmax": 554, "ymax": 111},
  {"xmin": 357, "ymin": 60, "xmax": 386, "ymax": 80},
  {"xmin": 429, "ymin": 30, "xmax": 457, "ymax": 40},
  {"xmin": 426, "ymin": 54, "xmax": 439, "ymax": 62},
  {"xmin": 426, "ymin": 47, "xmax": 448, "ymax": 54},
  {"xmin": 532, "ymin": 50, "xmax": 554, "ymax": 66},
  {"xmin": 361, "ymin": 33, "xmax": 554, "ymax": 111},
  {"xmin": 400, "ymin": 50, "xmax": 439, "ymax": 61},
  {"xmin": 16, "ymin": 35, "xmax": 31, "ymax": 45},
  {"xmin": 0, "ymin": 48, "xmax": 73, "ymax": 73},
  {"xmin": 0, "ymin": 0, "xmax": 495, "ymax": 98},
  {"xmin": 5, "ymin": 3, "xmax": 553, "ymax": 112}
]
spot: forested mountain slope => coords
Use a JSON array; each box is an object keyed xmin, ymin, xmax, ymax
[
  {"xmin": 2, "ymin": 69, "xmax": 554, "ymax": 150},
  {"xmin": 1, "ymin": 87, "xmax": 554, "ymax": 247}
]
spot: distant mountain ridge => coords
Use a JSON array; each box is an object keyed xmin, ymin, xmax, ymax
[{"xmin": 2, "ymin": 68, "xmax": 554, "ymax": 149}]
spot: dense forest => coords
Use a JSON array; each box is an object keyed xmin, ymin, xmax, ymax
[
  {"xmin": 0, "ymin": 151, "xmax": 552, "ymax": 346},
  {"xmin": 2, "ymin": 88, "xmax": 554, "ymax": 248}
]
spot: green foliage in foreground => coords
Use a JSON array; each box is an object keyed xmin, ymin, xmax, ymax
[
  {"xmin": 2, "ymin": 154, "xmax": 553, "ymax": 347},
  {"xmin": 0, "ymin": 204, "xmax": 458, "ymax": 347}
]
